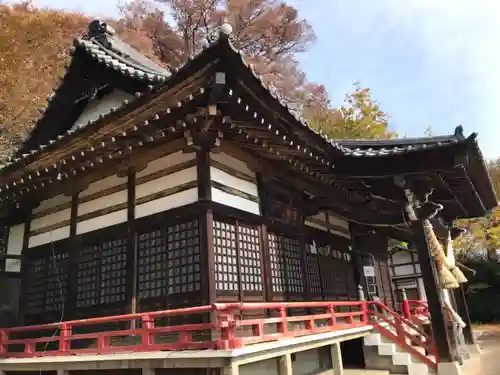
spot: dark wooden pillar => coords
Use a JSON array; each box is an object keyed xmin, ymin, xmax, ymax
[
  {"xmin": 349, "ymin": 224, "xmax": 366, "ymax": 296},
  {"xmin": 17, "ymin": 210, "xmax": 31, "ymax": 325},
  {"xmin": 65, "ymin": 193, "xmax": 79, "ymax": 320},
  {"xmin": 412, "ymin": 220, "xmax": 454, "ymax": 362},
  {"xmin": 197, "ymin": 147, "xmax": 215, "ymax": 306},
  {"xmin": 256, "ymin": 173, "xmax": 272, "ymax": 302},
  {"xmin": 125, "ymin": 170, "xmax": 137, "ymax": 314},
  {"xmin": 453, "ymin": 286, "xmax": 475, "ymax": 345}
]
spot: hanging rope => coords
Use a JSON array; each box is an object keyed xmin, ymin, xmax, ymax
[{"xmin": 423, "ymin": 219, "xmax": 459, "ymax": 289}]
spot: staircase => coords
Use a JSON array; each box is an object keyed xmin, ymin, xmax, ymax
[{"xmin": 364, "ymin": 301, "xmax": 437, "ymax": 375}]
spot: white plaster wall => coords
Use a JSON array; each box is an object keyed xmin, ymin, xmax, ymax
[
  {"xmin": 76, "ymin": 174, "xmax": 128, "ymax": 235},
  {"xmin": 135, "ymin": 167, "xmax": 197, "ymax": 200},
  {"xmin": 210, "ymin": 167, "xmax": 258, "ymax": 196},
  {"xmin": 72, "ymin": 90, "xmax": 134, "ymax": 130},
  {"xmin": 29, "ymin": 194, "xmax": 72, "ymax": 248},
  {"xmin": 134, "ymin": 152, "xmax": 198, "ymax": 219},
  {"xmin": 32, "ymin": 194, "xmax": 71, "ymax": 214},
  {"xmin": 79, "ymin": 174, "xmax": 127, "ymax": 198},
  {"xmin": 5, "ymin": 224, "xmax": 24, "ymax": 272},
  {"xmin": 135, "ymin": 188, "xmax": 198, "ymax": 218},
  {"xmin": 210, "ymin": 152, "xmax": 256, "ymax": 176},
  {"xmin": 31, "ymin": 208, "xmax": 71, "ymax": 232},
  {"xmin": 28, "ymin": 226, "xmax": 71, "ymax": 248},
  {"xmin": 211, "ymin": 188, "xmax": 260, "ymax": 215},
  {"xmin": 136, "ymin": 151, "xmax": 195, "ymax": 179}
]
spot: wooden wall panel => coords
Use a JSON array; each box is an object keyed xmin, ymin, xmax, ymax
[
  {"xmin": 22, "ymin": 239, "xmax": 69, "ymax": 324},
  {"xmin": 213, "ymin": 218, "xmax": 263, "ymax": 302},
  {"xmin": 29, "ymin": 195, "xmax": 71, "ymax": 248},
  {"xmin": 136, "ymin": 217, "xmax": 202, "ymax": 312},
  {"xmin": 210, "ymin": 152, "xmax": 260, "ymax": 215}
]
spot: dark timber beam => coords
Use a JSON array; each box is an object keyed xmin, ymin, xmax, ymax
[
  {"xmin": 196, "ymin": 141, "xmax": 216, "ymax": 309},
  {"xmin": 65, "ymin": 193, "xmax": 79, "ymax": 320},
  {"xmin": 412, "ymin": 219, "xmax": 454, "ymax": 362},
  {"xmin": 125, "ymin": 169, "xmax": 137, "ymax": 315}
]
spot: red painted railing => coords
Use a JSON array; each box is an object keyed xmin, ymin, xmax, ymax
[
  {"xmin": 368, "ymin": 301, "xmax": 437, "ymax": 371},
  {"xmin": 0, "ymin": 300, "xmax": 436, "ymax": 371},
  {"xmin": 400, "ymin": 300, "xmax": 430, "ymax": 321},
  {"xmin": 0, "ymin": 301, "xmax": 366, "ymax": 358}
]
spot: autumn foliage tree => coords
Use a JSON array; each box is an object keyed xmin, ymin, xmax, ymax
[
  {"xmin": 116, "ymin": 0, "xmax": 394, "ymax": 139},
  {"xmin": 0, "ymin": 2, "xmax": 88, "ymax": 159},
  {"xmin": 455, "ymin": 159, "xmax": 500, "ymax": 261},
  {"xmin": 0, "ymin": 0, "xmax": 394, "ymax": 164}
]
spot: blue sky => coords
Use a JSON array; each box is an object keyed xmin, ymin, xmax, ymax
[{"xmin": 32, "ymin": 0, "xmax": 500, "ymax": 159}]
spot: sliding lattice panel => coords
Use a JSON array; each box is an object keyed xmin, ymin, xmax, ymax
[
  {"xmin": 22, "ymin": 241, "xmax": 69, "ymax": 324},
  {"xmin": 268, "ymin": 233, "xmax": 304, "ymax": 301},
  {"xmin": 305, "ymin": 252, "xmax": 323, "ymax": 300},
  {"xmin": 75, "ymin": 234, "xmax": 128, "ymax": 318},
  {"xmin": 213, "ymin": 220, "xmax": 263, "ymax": 301},
  {"xmin": 213, "ymin": 220, "xmax": 238, "ymax": 295},
  {"xmin": 238, "ymin": 224, "xmax": 262, "ymax": 296},
  {"xmin": 22, "ymin": 256, "xmax": 47, "ymax": 321},
  {"xmin": 137, "ymin": 219, "xmax": 201, "ymax": 313}
]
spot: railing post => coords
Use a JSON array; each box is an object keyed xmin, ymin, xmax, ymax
[
  {"xmin": 327, "ymin": 303, "xmax": 336, "ymax": 326},
  {"xmin": 276, "ymin": 306, "xmax": 289, "ymax": 337},
  {"xmin": 0, "ymin": 330, "xmax": 6, "ymax": 356},
  {"xmin": 141, "ymin": 314, "xmax": 154, "ymax": 347},
  {"xmin": 59, "ymin": 323, "xmax": 71, "ymax": 353},
  {"xmin": 217, "ymin": 309, "xmax": 238, "ymax": 349},
  {"xmin": 401, "ymin": 289, "xmax": 411, "ymax": 321},
  {"xmin": 361, "ymin": 301, "xmax": 369, "ymax": 323}
]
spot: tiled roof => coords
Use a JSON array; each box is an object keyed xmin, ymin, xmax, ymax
[
  {"xmin": 2, "ymin": 21, "xmax": 492, "ymax": 206},
  {"xmin": 73, "ymin": 20, "xmax": 170, "ymax": 83},
  {"xmin": 333, "ymin": 128, "xmax": 469, "ymax": 157}
]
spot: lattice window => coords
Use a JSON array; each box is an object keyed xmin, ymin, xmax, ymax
[
  {"xmin": 268, "ymin": 233, "xmax": 286, "ymax": 293},
  {"xmin": 238, "ymin": 224, "xmax": 262, "ymax": 292},
  {"xmin": 268, "ymin": 233, "xmax": 304, "ymax": 294},
  {"xmin": 166, "ymin": 220, "xmax": 201, "ymax": 294},
  {"xmin": 213, "ymin": 220, "xmax": 238, "ymax": 292},
  {"xmin": 76, "ymin": 243, "xmax": 101, "ymax": 307},
  {"xmin": 283, "ymin": 237, "xmax": 303, "ymax": 294},
  {"xmin": 45, "ymin": 251, "xmax": 69, "ymax": 312},
  {"xmin": 23, "ymin": 257, "xmax": 47, "ymax": 314},
  {"xmin": 138, "ymin": 228, "xmax": 167, "ymax": 299},
  {"xmin": 306, "ymin": 253, "xmax": 322, "ymax": 295},
  {"xmin": 100, "ymin": 238, "xmax": 127, "ymax": 304},
  {"xmin": 76, "ymin": 236, "xmax": 128, "ymax": 307}
]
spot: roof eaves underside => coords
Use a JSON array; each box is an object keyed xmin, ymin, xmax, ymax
[{"xmin": 0, "ymin": 28, "xmax": 495, "ymax": 221}]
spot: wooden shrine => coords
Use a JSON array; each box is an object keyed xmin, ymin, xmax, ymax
[{"xmin": 0, "ymin": 20, "xmax": 497, "ymax": 370}]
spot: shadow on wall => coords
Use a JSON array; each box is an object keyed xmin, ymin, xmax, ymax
[{"xmin": 0, "ymin": 277, "xmax": 20, "ymax": 328}]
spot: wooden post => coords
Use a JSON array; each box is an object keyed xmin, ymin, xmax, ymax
[
  {"xmin": 453, "ymin": 286, "xmax": 475, "ymax": 345},
  {"xmin": 125, "ymin": 170, "xmax": 137, "ymax": 315},
  {"xmin": 197, "ymin": 147, "xmax": 216, "ymax": 307},
  {"xmin": 65, "ymin": 194, "xmax": 79, "ymax": 320},
  {"xmin": 412, "ymin": 220, "xmax": 454, "ymax": 362}
]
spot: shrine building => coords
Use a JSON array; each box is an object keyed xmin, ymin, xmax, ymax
[{"xmin": 0, "ymin": 20, "xmax": 496, "ymax": 375}]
